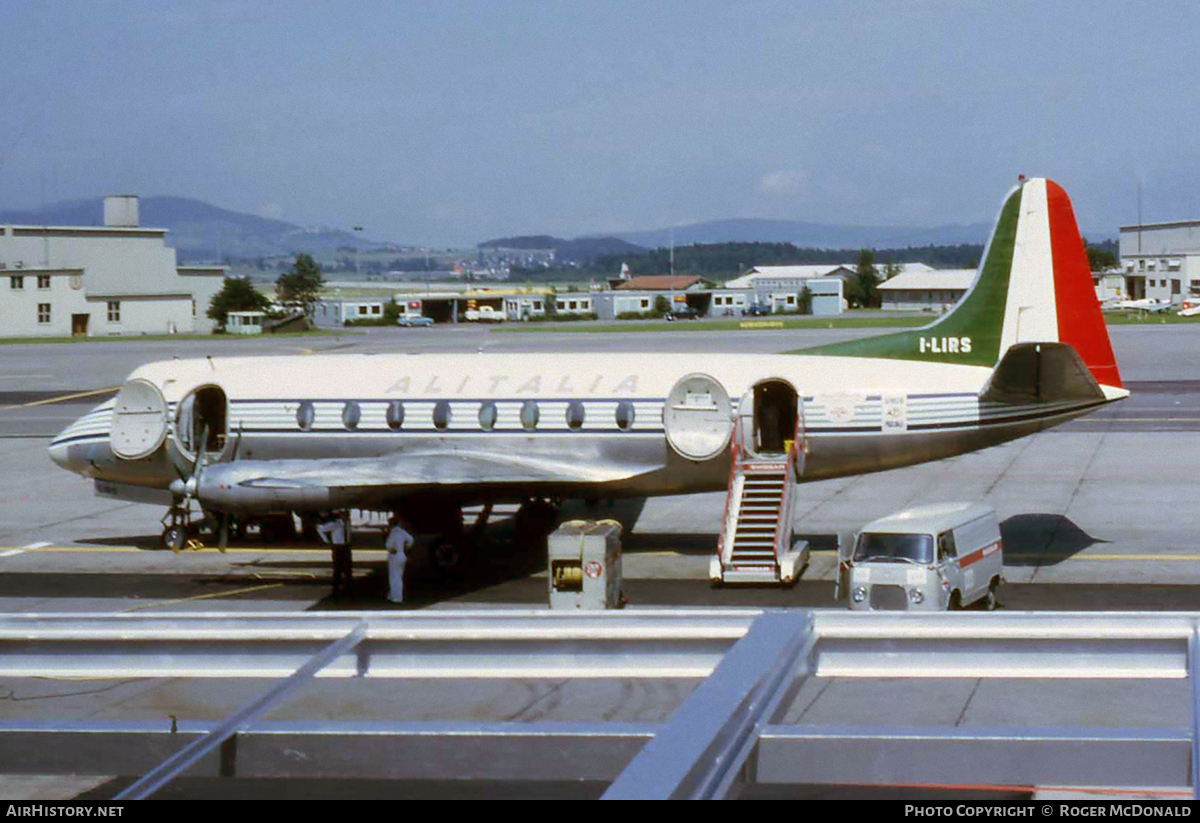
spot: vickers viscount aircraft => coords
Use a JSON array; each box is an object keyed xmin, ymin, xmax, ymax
[{"xmin": 50, "ymin": 177, "xmax": 1126, "ymax": 580}]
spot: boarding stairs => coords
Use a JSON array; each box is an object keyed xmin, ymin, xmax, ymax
[{"xmin": 711, "ymin": 421, "xmax": 808, "ymax": 585}]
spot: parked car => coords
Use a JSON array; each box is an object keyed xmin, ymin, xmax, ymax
[
  {"xmin": 665, "ymin": 306, "xmax": 701, "ymax": 321},
  {"xmin": 397, "ymin": 315, "xmax": 434, "ymax": 327},
  {"xmin": 744, "ymin": 303, "xmax": 772, "ymax": 316}
]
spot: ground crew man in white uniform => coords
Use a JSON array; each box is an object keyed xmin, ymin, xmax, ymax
[
  {"xmin": 316, "ymin": 511, "xmax": 353, "ymax": 596},
  {"xmin": 385, "ymin": 518, "xmax": 414, "ymax": 604}
]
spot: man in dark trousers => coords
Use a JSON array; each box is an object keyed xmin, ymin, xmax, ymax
[{"xmin": 317, "ymin": 511, "xmax": 353, "ymax": 596}]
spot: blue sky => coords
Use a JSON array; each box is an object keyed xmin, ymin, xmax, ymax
[{"xmin": 2, "ymin": 0, "xmax": 1199, "ymax": 246}]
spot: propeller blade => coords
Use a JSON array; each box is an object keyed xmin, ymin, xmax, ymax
[
  {"xmin": 231, "ymin": 424, "xmax": 244, "ymax": 461},
  {"xmin": 193, "ymin": 425, "xmax": 210, "ymax": 479}
]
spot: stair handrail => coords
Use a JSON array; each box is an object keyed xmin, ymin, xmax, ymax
[
  {"xmin": 716, "ymin": 419, "xmax": 743, "ymax": 568},
  {"xmin": 771, "ymin": 418, "xmax": 805, "ymax": 562}
]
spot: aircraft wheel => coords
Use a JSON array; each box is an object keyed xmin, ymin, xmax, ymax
[
  {"xmin": 162, "ymin": 525, "xmax": 186, "ymax": 553},
  {"xmin": 948, "ymin": 591, "xmax": 962, "ymax": 611},
  {"xmin": 431, "ymin": 534, "xmax": 474, "ymax": 576}
]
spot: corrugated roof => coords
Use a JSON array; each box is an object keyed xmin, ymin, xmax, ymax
[
  {"xmin": 725, "ymin": 262, "xmax": 933, "ymax": 289},
  {"xmin": 878, "ymin": 268, "xmax": 975, "ymax": 291}
]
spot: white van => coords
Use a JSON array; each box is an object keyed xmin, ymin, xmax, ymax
[{"xmin": 844, "ymin": 502, "xmax": 1003, "ymax": 611}]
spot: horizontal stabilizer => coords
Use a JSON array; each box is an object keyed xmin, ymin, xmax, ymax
[{"xmin": 979, "ymin": 342, "xmax": 1105, "ymax": 405}]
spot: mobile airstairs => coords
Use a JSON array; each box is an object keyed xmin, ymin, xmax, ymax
[{"xmin": 709, "ymin": 388, "xmax": 809, "ymax": 586}]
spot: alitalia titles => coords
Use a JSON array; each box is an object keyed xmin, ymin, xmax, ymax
[{"xmin": 919, "ymin": 336, "xmax": 972, "ymax": 355}]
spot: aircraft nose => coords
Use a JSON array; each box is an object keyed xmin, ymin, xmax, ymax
[{"xmin": 48, "ymin": 437, "xmax": 71, "ymax": 470}]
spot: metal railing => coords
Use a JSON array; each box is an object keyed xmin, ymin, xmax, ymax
[{"xmin": 2, "ymin": 609, "xmax": 1200, "ymax": 799}]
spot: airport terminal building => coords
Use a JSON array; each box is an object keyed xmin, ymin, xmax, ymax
[
  {"xmin": 1118, "ymin": 219, "xmax": 1200, "ymax": 302},
  {"xmin": 0, "ymin": 196, "xmax": 225, "ymax": 338}
]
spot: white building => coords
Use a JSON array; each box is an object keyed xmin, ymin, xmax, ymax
[
  {"xmin": 1118, "ymin": 221, "xmax": 1200, "ymax": 302},
  {"xmin": 724, "ymin": 264, "xmax": 856, "ymax": 290},
  {"xmin": 340, "ymin": 300, "xmax": 387, "ymax": 323},
  {"xmin": 879, "ymin": 269, "xmax": 975, "ymax": 311},
  {"xmin": 0, "ymin": 196, "xmax": 225, "ymax": 337},
  {"xmin": 554, "ymin": 295, "xmax": 594, "ymax": 315}
]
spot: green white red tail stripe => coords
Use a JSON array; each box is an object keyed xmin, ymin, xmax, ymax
[{"xmin": 800, "ymin": 177, "xmax": 1122, "ymax": 390}]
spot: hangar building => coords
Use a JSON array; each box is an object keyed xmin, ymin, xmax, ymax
[
  {"xmin": 0, "ymin": 196, "xmax": 225, "ymax": 337},
  {"xmin": 878, "ymin": 268, "xmax": 975, "ymax": 311},
  {"xmin": 1118, "ymin": 220, "xmax": 1200, "ymax": 302}
]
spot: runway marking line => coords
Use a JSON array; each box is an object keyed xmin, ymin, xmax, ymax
[
  {"xmin": 0, "ymin": 386, "xmax": 120, "ymax": 410},
  {"xmin": 21, "ymin": 541, "xmax": 50, "ymax": 549},
  {"xmin": 116, "ymin": 582, "xmax": 285, "ymax": 613},
  {"xmin": 0, "ymin": 549, "xmax": 25, "ymax": 558}
]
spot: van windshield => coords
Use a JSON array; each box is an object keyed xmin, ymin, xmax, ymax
[{"xmin": 853, "ymin": 532, "xmax": 934, "ymax": 564}]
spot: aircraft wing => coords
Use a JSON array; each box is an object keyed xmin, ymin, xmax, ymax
[
  {"xmin": 240, "ymin": 449, "xmax": 644, "ymax": 488},
  {"xmin": 197, "ymin": 447, "xmax": 658, "ymax": 510}
]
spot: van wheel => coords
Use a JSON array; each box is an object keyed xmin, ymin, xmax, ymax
[{"xmin": 983, "ymin": 578, "xmax": 1000, "ymax": 611}]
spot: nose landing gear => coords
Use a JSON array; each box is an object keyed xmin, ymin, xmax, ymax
[{"xmin": 160, "ymin": 498, "xmax": 204, "ymax": 553}]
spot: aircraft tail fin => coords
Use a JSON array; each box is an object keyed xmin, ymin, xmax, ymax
[{"xmin": 800, "ymin": 177, "xmax": 1122, "ymax": 390}]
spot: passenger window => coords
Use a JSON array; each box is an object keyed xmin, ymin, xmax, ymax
[
  {"xmin": 433, "ymin": 401, "xmax": 451, "ymax": 430},
  {"xmin": 566, "ymin": 400, "xmax": 585, "ymax": 430},
  {"xmin": 520, "ymin": 400, "xmax": 539, "ymax": 431},
  {"xmin": 938, "ymin": 531, "xmax": 957, "ymax": 561},
  {"xmin": 341, "ymin": 401, "xmax": 360, "ymax": 431},
  {"xmin": 386, "ymin": 401, "xmax": 404, "ymax": 431},
  {"xmin": 296, "ymin": 401, "xmax": 314, "ymax": 432},
  {"xmin": 615, "ymin": 400, "xmax": 635, "ymax": 432},
  {"xmin": 479, "ymin": 401, "xmax": 497, "ymax": 431}
]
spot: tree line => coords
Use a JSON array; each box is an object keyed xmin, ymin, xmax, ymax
[{"xmin": 513, "ymin": 237, "xmax": 1121, "ymax": 284}]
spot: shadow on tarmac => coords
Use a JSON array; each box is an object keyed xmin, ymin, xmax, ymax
[{"xmin": 1000, "ymin": 513, "xmax": 1105, "ymax": 566}]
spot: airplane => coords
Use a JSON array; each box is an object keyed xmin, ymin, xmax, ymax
[
  {"xmin": 1178, "ymin": 299, "xmax": 1200, "ymax": 318},
  {"xmin": 1103, "ymin": 296, "xmax": 1175, "ymax": 312},
  {"xmin": 49, "ymin": 177, "xmax": 1127, "ymax": 579}
]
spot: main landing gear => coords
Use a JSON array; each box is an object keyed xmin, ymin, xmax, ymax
[
  {"xmin": 427, "ymin": 502, "xmax": 494, "ymax": 576},
  {"xmin": 423, "ymin": 498, "xmax": 561, "ymax": 576}
]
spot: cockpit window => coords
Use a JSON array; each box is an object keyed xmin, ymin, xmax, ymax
[{"xmin": 853, "ymin": 532, "xmax": 934, "ymax": 564}]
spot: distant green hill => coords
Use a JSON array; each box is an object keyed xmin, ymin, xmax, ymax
[
  {"xmin": 479, "ymin": 234, "xmax": 647, "ymax": 263},
  {"xmin": 0, "ymin": 196, "xmax": 378, "ymax": 263}
]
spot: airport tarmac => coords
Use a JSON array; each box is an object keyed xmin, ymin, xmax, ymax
[
  {"xmin": 3, "ymin": 322, "xmax": 1200, "ymax": 799},
  {"xmin": 4, "ymin": 323, "xmax": 1200, "ymax": 608}
]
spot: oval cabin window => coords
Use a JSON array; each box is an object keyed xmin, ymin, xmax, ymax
[
  {"xmin": 296, "ymin": 401, "xmax": 314, "ymax": 432},
  {"xmin": 433, "ymin": 400, "xmax": 451, "ymax": 431},
  {"xmin": 566, "ymin": 400, "xmax": 585, "ymax": 431},
  {"xmin": 386, "ymin": 401, "xmax": 404, "ymax": 431},
  {"xmin": 478, "ymin": 401, "xmax": 497, "ymax": 431},
  {"xmin": 615, "ymin": 400, "xmax": 635, "ymax": 432},
  {"xmin": 520, "ymin": 400, "xmax": 539, "ymax": 431},
  {"xmin": 342, "ymin": 401, "xmax": 361, "ymax": 430}
]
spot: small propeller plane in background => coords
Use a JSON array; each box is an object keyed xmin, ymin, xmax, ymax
[{"xmin": 50, "ymin": 177, "xmax": 1126, "ymax": 581}]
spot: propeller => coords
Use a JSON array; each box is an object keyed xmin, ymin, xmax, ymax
[
  {"xmin": 167, "ymin": 422, "xmax": 247, "ymax": 552},
  {"xmin": 168, "ymin": 425, "xmax": 229, "ymax": 553}
]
